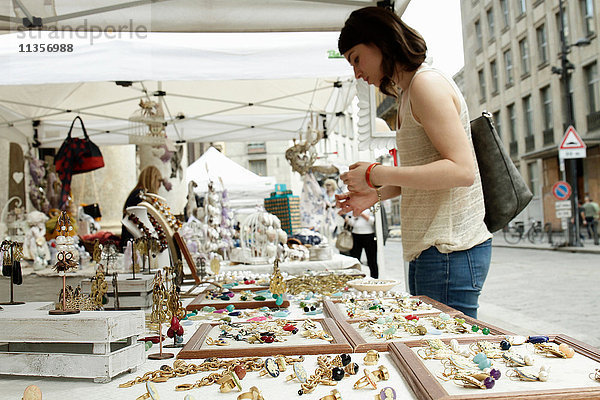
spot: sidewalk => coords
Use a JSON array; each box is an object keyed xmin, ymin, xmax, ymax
[{"xmin": 491, "ymin": 232, "xmax": 600, "ymax": 254}]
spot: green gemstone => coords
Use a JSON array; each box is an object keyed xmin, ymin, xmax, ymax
[
  {"xmin": 240, "ymin": 296, "xmax": 248, "ymax": 301},
  {"xmin": 482, "ymin": 327, "xmax": 490, "ymax": 335},
  {"xmin": 253, "ymin": 295, "xmax": 266, "ymax": 301},
  {"xmin": 471, "ymin": 324, "xmax": 480, "ymax": 332}
]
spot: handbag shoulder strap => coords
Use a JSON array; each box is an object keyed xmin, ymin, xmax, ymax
[{"xmin": 67, "ymin": 116, "xmax": 89, "ymax": 139}]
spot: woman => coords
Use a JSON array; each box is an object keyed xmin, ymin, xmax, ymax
[
  {"xmin": 120, "ymin": 166, "xmax": 163, "ymax": 249},
  {"xmin": 336, "ymin": 7, "xmax": 492, "ymax": 318},
  {"xmin": 345, "ymin": 209, "xmax": 378, "ymax": 278}
]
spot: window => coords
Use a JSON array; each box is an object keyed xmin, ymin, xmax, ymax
[
  {"xmin": 487, "ymin": 7, "xmax": 495, "ymax": 39},
  {"xmin": 475, "ymin": 19, "xmax": 483, "ymax": 51},
  {"xmin": 504, "ymin": 49, "xmax": 514, "ymax": 86},
  {"xmin": 522, "ymin": 95, "xmax": 533, "ymax": 137},
  {"xmin": 579, "ymin": 0, "xmax": 595, "ymax": 37},
  {"xmin": 519, "ymin": 38, "xmax": 531, "ymax": 76},
  {"xmin": 493, "ymin": 110, "xmax": 502, "ymax": 138},
  {"xmin": 247, "ymin": 142, "xmax": 266, "ymax": 154},
  {"xmin": 584, "ymin": 62, "xmax": 600, "ymax": 113},
  {"xmin": 516, "ymin": 0, "xmax": 526, "ymax": 16},
  {"xmin": 490, "ymin": 59, "xmax": 499, "ymax": 94},
  {"xmin": 500, "ymin": 0, "xmax": 510, "ymax": 28},
  {"xmin": 478, "ymin": 69, "xmax": 487, "ymax": 101},
  {"xmin": 248, "ymin": 159, "xmax": 267, "ymax": 176},
  {"xmin": 540, "ymin": 85, "xmax": 553, "ymax": 130},
  {"xmin": 536, "ymin": 24, "xmax": 548, "ymax": 65},
  {"xmin": 508, "ymin": 103, "xmax": 517, "ymax": 142},
  {"xmin": 527, "ymin": 162, "xmax": 539, "ymax": 196}
]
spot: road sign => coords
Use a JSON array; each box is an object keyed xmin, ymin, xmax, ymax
[
  {"xmin": 555, "ymin": 200, "xmax": 571, "ymax": 210},
  {"xmin": 552, "ymin": 181, "xmax": 572, "ymax": 201},
  {"xmin": 556, "ymin": 209, "xmax": 572, "ymax": 218},
  {"xmin": 561, "ymin": 218, "xmax": 568, "ymax": 230},
  {"xmin": 558, "ymin": 125, "xmax": 586, "ymax": 159}
]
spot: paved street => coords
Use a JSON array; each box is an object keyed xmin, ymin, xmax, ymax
[{"xmin": 380, "ymin": 237, "xmax": 600, "ymax": 348}]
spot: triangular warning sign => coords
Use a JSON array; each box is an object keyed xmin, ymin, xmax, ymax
[{"xmin": 559, "ymin": 126, "xmax": 586, "ymax": 149}]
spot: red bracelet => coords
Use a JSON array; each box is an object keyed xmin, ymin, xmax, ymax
[{"xmin": 365, "ymin": 162, "xmax": 381, "ymax": 189}]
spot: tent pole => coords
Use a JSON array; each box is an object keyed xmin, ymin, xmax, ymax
[{"xmin": 43, "ymin": 0, "xmax": 174, "ymax": 24}]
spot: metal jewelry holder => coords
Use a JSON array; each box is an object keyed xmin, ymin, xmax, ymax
[{"xmin": 0, "ymin": 240, "xmax": 25, "ymax": 305}]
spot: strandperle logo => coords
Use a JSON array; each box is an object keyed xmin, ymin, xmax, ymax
[{"xmin": 15, "ymin": 19, "xmax": 148, "ymax": 45}]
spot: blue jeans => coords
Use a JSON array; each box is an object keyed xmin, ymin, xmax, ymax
[{"xmin": 408, "ymin": 239, "xmax": 492, "ymax": 319}]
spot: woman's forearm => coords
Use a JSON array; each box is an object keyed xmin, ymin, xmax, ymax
[{"xmin": 370, "ymin": 161, "xmax": 475, "ymax": 191}]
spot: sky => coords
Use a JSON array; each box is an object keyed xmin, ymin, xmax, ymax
[{"xmin": 401, "ymin": 0, "xmax": 464, "ymax": 76}]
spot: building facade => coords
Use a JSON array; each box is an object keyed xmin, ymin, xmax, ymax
[{"xmin": 460, "ymin": 0, "xmax": 600, "ymax": 228}]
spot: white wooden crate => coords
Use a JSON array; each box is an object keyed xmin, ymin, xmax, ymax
[
  {"xmin": 0, "ymin": 305, "xmax": 145, "ymax": 382},
  {"xmin": 81, "ymin": 273, "xmax": 154, "ymax": 310}
]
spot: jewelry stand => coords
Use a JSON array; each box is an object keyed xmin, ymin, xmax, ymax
[
  {"xmin": 48, "ymin": 273, "xmax": 80, "ymax": 315},
  {"xmin": 124, "ymin": 206, "xmax": 169, "ymax": 272},
  {"xmin": 0, "ymin": 243, "xmax": 24, "ymax": 306},
  {"xmin": 147, "ymin": 325, "xmax": 174, "ymax": 360},
  {"xmin": 126, "ymin": 239, "xmax": 141, "ymax": 281}
]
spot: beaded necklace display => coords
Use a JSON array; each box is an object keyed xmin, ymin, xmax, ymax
[
  {"xmin": 127, "ymin": 213, "xmax": 154, "ymax": 241},
  {"xmin": 148, "ymin": 214, "xmax": 168, "ymax": 252},
  {"xmin": 145, "ymin": 195, "xmax": 182, "ymax": 230}
]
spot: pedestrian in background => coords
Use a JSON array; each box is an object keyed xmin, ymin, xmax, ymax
[
  {"xmin": 582, "ymin": 195, "xmax": 599, "ymax": 245},
  {"xmin": 345, "ymin": 209, "xmax": 378, "ymax": 278},
  {"xmin": 336, "ymin": 7, "xmax": 492, "ymax": 318}
]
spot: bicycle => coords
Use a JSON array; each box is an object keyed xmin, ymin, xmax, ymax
[{"xmin": 502, "ymin": 219, "xmax": 543, "ymax": 244}]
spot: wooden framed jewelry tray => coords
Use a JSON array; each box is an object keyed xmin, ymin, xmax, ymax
[
  {"xmin": 388, "ymin": 334, "xmax": 600, "ymax": 400},
  {"xmin": 323, "ymin": 295, "xmax": 461, "ymax": 322},
  {"xmin": 185, "ymin": 287, "xmax": 290, "ymax": 311},
  {"xmin": 336, "ymin": 314, "xmax": 514, "ymax": 353},
  {"xmin": 177, "ymin": 318, "xmax": 352, "ymax": 359}
]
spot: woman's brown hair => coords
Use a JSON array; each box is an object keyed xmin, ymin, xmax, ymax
[{"xmin": 338, "ymin": 6, "xmax": 427, "ymax": 97}]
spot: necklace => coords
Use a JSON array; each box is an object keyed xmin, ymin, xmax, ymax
[
  {"xmin": 148, "ymin": 214, "xmax": 168, "ymax": 252},
  {"xmin": 127, "ymin": 213, "xmax": 154, "ymax": 240},
  {"xmin": 145, "ymin": 195, "xmax": 182, "ymax": 230}
]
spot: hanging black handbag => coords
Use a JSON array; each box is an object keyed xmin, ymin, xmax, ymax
[{"xmin": 471, "ymin": 111, "xmax": 533, "ymax": 233}]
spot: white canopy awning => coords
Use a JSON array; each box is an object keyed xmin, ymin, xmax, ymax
[
  {"xmin": 0, "ymin": 31, "xmax": 356, "ymax": 145},
  {"xmin": 0, "ymin": 0, "xmax": 398, "ymax": 33}
]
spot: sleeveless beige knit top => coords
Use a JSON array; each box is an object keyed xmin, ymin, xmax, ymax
[{"xmin": 397, "ymin": 66, "xmax": 492, "ymax": 261}]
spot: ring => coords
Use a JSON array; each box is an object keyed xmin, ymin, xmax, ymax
[
  {"xmin": 374, "ymin": 387, "xmax": 397, "ymax": 400},
  {"xmin": 319, "ymin": 389, "xmax": 342, "ymax": 400},
  {"xmin": 354, "ymin": 369, "xmax": 378, "ymax": 390},
  {"xmin": 136, "ymin": 382, "xmax": 160, "ymax": 400},
  {"xmin": 259, "ymin": 357, "xmax": 280, "ymax": 378},
  {"xmin": 237, "ymin": 386, "xmax": 264, "ymax": 400},
  {"xmin": 373, "ymin": 365, "xmax": 390, "ymax": 381},
  {"xmin": 184, "ymin": 395, "xmax": 196, "ymax": 400},
  {"xmin": 286, "ymin": 363, "xmax": 308, "ymax": 383},
  {"xmin": 218, "ymin": 371, "xmax": 242, "ymax": 393}
]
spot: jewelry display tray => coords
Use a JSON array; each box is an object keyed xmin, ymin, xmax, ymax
[
  {"xmin": 177, "ymin": 318, "xmax": 352, "ymax": 359},
  {"xmin": 323, "ymin": 295, "xmax": 462, "ymax": 321},
  {"xmin": 185, "ymin": 287, "xmax": 290, "ymax": 311},
  {"xmin": 388, "ymin": 334, "xmax": 600, "ymax": 400},
  {"xmin": 0, "ymin": 304, "xmax": 145, "ymax": 382},
  {"xmin": 335, "ymin": 314, "xmax": 514, "ymax": 352}
]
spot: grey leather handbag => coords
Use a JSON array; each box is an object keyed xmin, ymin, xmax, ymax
[{"xmin": 471, "ymin": 111, "xmax": 533, "ymax": 233}]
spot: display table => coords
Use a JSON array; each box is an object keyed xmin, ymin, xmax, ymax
[{"xmin": 224, "ymin": 253, "xmax": 362, "ymax": 275}]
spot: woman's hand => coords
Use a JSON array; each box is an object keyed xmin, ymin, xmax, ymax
[
  {"xmin": 340, "ymin": 161, "xmax": 372, "ymax": 193},
  {"xmin": 335, "ymin": 190, "xmax": 378, "ymax": 216}
]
